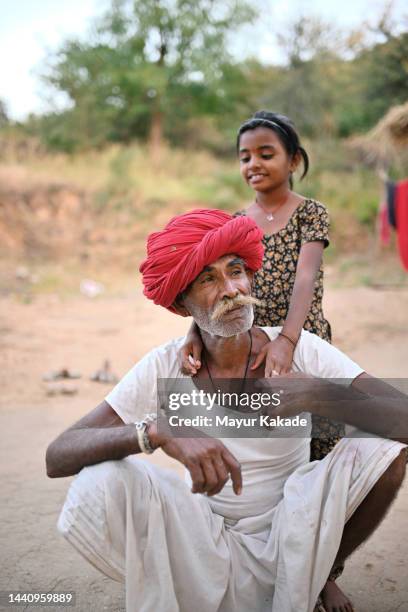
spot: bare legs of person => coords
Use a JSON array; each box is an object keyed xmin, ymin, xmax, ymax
[{"xmin": 319, "ymin": 449, "xmax": 406, "ymax": 612}]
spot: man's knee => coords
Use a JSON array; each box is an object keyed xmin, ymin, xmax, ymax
[
  {"xmin": 378, "ymin": 449, "xmax": 406, "ymax": 496},
  {"xmin": 387, "ymin": 449, "xmax": 406, "ymax": 487},
  {"xmin": 58, "ymin": 460, "xmax": 132, "ymax": 582}
]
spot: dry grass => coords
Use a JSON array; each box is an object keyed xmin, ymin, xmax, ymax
[
  {"xmin": 1, "ymin": 137, "xmax": 407, "ymax": 295},
  {"xmin": 348, "ymin": 102, "xmax": 408, "ymax": 167}
]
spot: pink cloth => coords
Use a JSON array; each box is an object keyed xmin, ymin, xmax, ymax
[
  {"xmin": 396, "ymin": 179, "xmax": 408, "ymax": 271},
  {"xmin": 140, "ymin": 209, "xmax": 264, "ymax": 312}
]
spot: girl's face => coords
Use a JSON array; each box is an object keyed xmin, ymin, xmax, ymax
[{"xmin": 238, "ymin": 127, "xmax": 299, "ymax": 193}]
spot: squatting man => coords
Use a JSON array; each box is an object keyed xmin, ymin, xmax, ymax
[{"xmin": 47, "ymin": 209, "xmax": 407, "ymax": 612}]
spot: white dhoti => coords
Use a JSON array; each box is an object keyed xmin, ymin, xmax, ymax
[{"xmin": 58, "ymin": 436, "xmax": 405, "ymax": 612}]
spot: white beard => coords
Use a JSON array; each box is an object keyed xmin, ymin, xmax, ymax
[{"xmin": 183, "ymin": 298, "xmax": 254, "ymax": 338}]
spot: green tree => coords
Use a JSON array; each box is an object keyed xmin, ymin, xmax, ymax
[
  {"xmin": 335, "ymin": 8, "xmax": 408, "ymax": 135},
  {"xmin": 357, "ymin": 31, "xmax": 408, "ymax": 128},
  {"xmin": 42, "ymin": 0, "xmax": 256, "ymax": 151}
]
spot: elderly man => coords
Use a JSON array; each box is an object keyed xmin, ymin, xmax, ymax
[{"xmin": 47, "ymin": 209, "xmax": 407, "ymax": 612}]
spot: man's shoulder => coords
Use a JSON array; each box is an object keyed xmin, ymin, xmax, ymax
[
  {"xmin": 139, "ymin": 336, "xmax": 186, "ymax": 378},
  {"xmin": 149, "ymin": 336, "xmax": 186, "ymax": 356},
  {"xmin": 105, "ymin": 336, "xmax": 186, "ymax": 407}
]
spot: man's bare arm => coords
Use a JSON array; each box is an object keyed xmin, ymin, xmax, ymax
[
  {"xmin": 348, "ymin": 373, "xmax": 408, "ymax": 442},
  {"xmin": 46, "ymin": 401, "xmax": 140, "ymax": 478},
  {"xmin": 262, "ymin": 373, "xmax": 408, "ymax": 444},
  {"xmin": 313, "ymin": 373, "xmax": 408, "ymax": 443},
  {"xmin": 310, "ymin": 373, "xmax": 408, "ymax": 443},
  {"xmin": 46, "ymin": 400, "xmax": 243, "ymax": 496}
]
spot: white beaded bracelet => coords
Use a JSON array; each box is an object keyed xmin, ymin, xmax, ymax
[{"xmin": 135, "ymin": 413, "xmax": 158, "ymax": 454}]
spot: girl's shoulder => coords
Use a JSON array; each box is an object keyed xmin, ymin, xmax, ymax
[
  {"xmin": 297, "ymin": 197, "xmax": 329, "ymax": 214},
  {"xmin": 296, "ymin": 198, "xmax": 330, "ymax": 245},
  {"xmin": 296, "ymin": 198, "xmax": 330, "ymax": 223}
]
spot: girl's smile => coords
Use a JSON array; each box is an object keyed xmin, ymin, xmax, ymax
[
  {"xmin": 248, "ymin": 173, "xmax": 268, "ymax": 185},
  {"xmin": 238, "ymin": 127, "xmax": 297, "ymax": 193}
]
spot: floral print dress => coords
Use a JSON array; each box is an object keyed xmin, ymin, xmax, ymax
[{"xmin": 235, "ymin": 199, "xmax": 342, "ymax": 461}]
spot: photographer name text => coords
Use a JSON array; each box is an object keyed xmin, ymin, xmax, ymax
[{"xmin": 167, "ymin": 414, "xmax": 307, "ymax": 429}]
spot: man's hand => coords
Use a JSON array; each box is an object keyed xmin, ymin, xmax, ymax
[
  {"xmin": 149, "ymin": 423, "xmax": 242, "ymax": 496},
  {"xmin": 254, "ymin": 372, "xmax": 316, "ymax": 419}
]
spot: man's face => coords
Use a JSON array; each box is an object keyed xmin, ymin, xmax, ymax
[{"xmin": 180, "ymin": 255, "xmax": 255, "ymax": 337}]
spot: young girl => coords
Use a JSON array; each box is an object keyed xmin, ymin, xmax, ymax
[
  {"xmin": 182, "ymin": 110, "xmax": 339, "ymax": 456},
  {"xmin": 181, "ymin": 111, "xmax": 351, "ymax": 610}
]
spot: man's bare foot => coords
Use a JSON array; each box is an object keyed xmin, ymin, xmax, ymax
[{"xmin": 320, "ymin": 580, "xmax": 354, "ymax": 612}]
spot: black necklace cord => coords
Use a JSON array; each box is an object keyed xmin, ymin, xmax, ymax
[{"xmin": 203, "ymin": 329, "xmax": 253, "ymax": 400}]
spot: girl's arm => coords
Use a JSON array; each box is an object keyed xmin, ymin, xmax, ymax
[
  {"xmin": 281, "ymin": 241, "xmax": 324, "ymax": 342},
  {"xmin": 252, "ymin": 241, "xmax": 324, "ymax": 376},
  {"xmin": 179, "ymin": 320, "xmax": 203, "ymax": 375}
]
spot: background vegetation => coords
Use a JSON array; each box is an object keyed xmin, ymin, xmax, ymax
[
  {"xmin": 0, "ymin": 0, "xmax": 407, "ymax": 287},
  {"xmin": 3, "ymin": 0, "xmax": 404, "ymax": 152}
]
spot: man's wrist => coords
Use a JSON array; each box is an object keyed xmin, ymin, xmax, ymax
[{"xmin": 146, "ymin": 421, "xmax": 166, "ymax": 450}]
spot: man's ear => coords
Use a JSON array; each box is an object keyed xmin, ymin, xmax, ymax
[
  {"xmin": 172, "ymin": 295, "xmax": 191, "ymax": 317},
  {"xmin": 246, "ymin": 269, "xmax": 254, "ymax": 285}
]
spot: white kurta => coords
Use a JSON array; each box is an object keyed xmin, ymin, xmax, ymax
[{"xmin": 58, "ymin": 328, "xmax": 406, "ymax": 612}]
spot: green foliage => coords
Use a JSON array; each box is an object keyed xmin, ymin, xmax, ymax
[
  {"xmin": 332, "ymin": 15, "xmax": 408, "ymax": 137},
  {"xmin": 13, "ymin": 3, "xmax": 407, "ymax": 153},
  {"xmin": 353, "ymin": 32, "xmax": 408, "ymax": 130},
  {"xmin": 355, "ymin": 195, "xmax": 378, "ymax": 226},
  {"xmin": 38, "ymin": 0, "xmax": 257, "ymax": 151},
  {"xmin": 255, "ymin": 15, "xmax": 408, "ymax": 139}
]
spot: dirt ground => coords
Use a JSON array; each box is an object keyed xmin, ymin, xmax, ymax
[{"xmin": 1, "ymin": 281, "xmax": 408, "ymax": 612}]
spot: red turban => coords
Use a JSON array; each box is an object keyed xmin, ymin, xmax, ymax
[{"xmin": 140, "ymin": 209, "xmax": 264, "ymax": 313}]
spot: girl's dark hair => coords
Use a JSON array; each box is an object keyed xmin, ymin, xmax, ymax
[{"xmin": 236, "ymin": 110, "xmax": 309, "ymax": 188}]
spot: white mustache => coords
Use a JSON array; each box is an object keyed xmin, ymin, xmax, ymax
[{"xmin": 210, "ymin": 295, "xmax": 263, "ymax": 321}]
